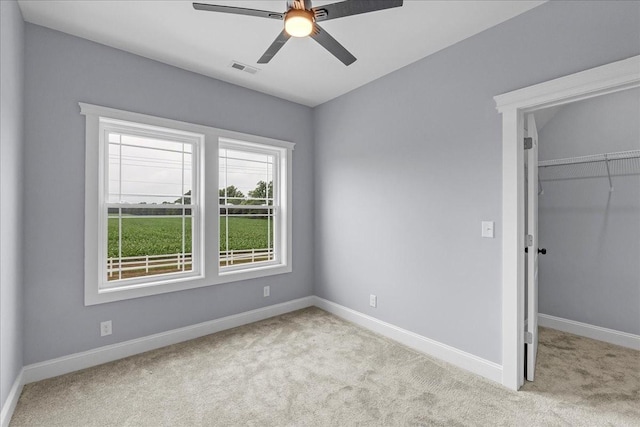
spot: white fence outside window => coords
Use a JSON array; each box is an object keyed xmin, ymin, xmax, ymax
[{"xmin": 107, "ymin": 248, "xmax": 274, "ymax": 279}]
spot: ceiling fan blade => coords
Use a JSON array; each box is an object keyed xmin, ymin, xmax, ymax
[
  {"xmin": 257, "ymin": 30, "xmax": 291, "ymax": 64},
  {"xmin": 313, "ymin": 0, "xmax": 402, "ymax": 22},
  {"xmin": 310, "ymin": 24, "xmax": 356, "ymax": 66},
  {"xmin": 193, "ymin": 3, "xmax": 284, "ymax": 20}
]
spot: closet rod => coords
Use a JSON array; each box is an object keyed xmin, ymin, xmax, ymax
[
  {"xmin": 538, "ymin": 149, "xmax": 640, "ymax": 167},
  {"xmin": 538, "ymin": 149, "xmax": 640, "ymax": 193}
]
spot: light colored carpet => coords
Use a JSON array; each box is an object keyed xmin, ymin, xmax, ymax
[{"xmin": 10, "ymin": 307, "xmax": 640, "ymax": 426}]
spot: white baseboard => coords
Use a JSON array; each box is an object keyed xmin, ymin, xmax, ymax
[
  {"xmin": 1, "ymin": 368, "xmax": 24, "ymax": 427},
  {"xmin": 313, "ymin": 297, "xmax": 503, "ymax": 384},
  {"xmin": 23, "ymin": 296, "xmax": 315, "ymax": 384},
  {"xmin": 19, "ymin": 294, "xmax": 503, "ymax": 400},
  {"xmin": 539, "ymin": 314, "xmax": 640, "ymax": 350}
]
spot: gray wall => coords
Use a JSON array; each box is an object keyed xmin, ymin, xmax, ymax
[
  {"xmin": 537, "ymin": 89, "xmax": 640, "ymax": 335},
  {"xmin": 0, "ymin": 0, "xmax": 25, "ymax": 408},
  {"xmin": 12, "ymin": 0, "xmax": 640, "ymax": 371},
  {"xmin": 313, "ymin": 1, "xmax": 640, "ymax": 364},
  {"xmin": 23, "ymin": 24, "xmax": 314, "ymax": 365}
]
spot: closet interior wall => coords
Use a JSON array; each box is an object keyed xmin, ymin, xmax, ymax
[{"xmin": 536, "ymin": 88, "xmax": 640, "ymax": 336}]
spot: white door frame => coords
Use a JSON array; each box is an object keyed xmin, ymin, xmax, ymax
[{"xmin": 494, "ymin": 55, "xmax": 640, "ymax": 391}]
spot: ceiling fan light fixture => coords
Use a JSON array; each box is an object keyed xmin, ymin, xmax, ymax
[
  {"xmin": 194, "ymin": 0, "xmax": 404, "ymax": 65},
  {"xmin": 284, "ymin": 9, "xmax": 314, "ymax": 37}
]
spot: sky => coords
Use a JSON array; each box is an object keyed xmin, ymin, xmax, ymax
[{"xmin": 108, "ymin": 133, "xmax": 273, "ymax": 205}]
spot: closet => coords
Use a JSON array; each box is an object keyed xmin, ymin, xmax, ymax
[{"xmin": 534, "ymin": 87, "xmax": 640, "ymax": 345}]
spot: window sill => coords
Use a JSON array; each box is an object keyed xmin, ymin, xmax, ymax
[
  {"xmin": 85, "ymin": 264, "xmax": 292, "ymax": 306},
  {"xmin": 218, "ymin": 263, "xmax": 292, "ymax": 284}
]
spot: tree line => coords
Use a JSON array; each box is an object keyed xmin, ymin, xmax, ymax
[{"xmin": 110, "ymin": 181, "xmax": 273, "ymax": 217}]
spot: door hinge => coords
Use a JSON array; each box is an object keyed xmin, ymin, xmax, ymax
[
  {"xmin": 525, "ymin": 331, "xmax": 533, "ymax": 345},
  {"xmin": 526, "ymin": 235, "xmax": 533, "ymax": 247},
  {"xmin": 524, "ymin": 137, "xmax": 533, "ymax": 150}
]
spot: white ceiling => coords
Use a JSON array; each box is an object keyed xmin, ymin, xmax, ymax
[{"xmin": 18, "ymin": 0, "xmax": 544, "ymax": 107}]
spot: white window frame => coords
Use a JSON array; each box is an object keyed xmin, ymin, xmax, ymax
[
  {"xmin": 81, "ymin": 103, "xmax": 294, "ymax": 305},
  {"xmin": 100, "ymin": 118, "xmax": 203, "ymax": 288},
  {"xmin": 218, "ymin": 138, "xmax": 287, "ymax": 276}
]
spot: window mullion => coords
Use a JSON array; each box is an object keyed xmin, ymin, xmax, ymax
[
  {"xmin": 117, "ymin": 139, "xmax": 123, "ymax": 281},
  {"xmin": 225, "ymin": 153, "xmax": 230, "ymax": 267},
  {"xmin": 117, "ymin": 208, "xmax": 122, "ymax": 281},
  {"xmin": 181, "ymin": 143, "xmax": 186, "ymax": 272},
  {"xmin": 267, "ymin": 158, "xmax": 271, "ymax": 260}
]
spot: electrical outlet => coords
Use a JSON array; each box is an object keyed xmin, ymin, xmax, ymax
[
  {"xmin": 100, "ymin": 320, "xmax": 112, "ymax": 337},
  {"xmin": 369, "ymin": 294, "xmax": 377, "ymax": 308},
  {"xmin": 263, "ymin": 286, "xmax": 270, "ymax": 297}
]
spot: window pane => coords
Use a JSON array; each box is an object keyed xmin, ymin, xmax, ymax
[
  {"xmin": 219, "ymin": 207, "xmax": 274, "ymax": 267},
  {"xmin": 108, "ymin": 133, "xmax": 121, "ymax": 144},
  {"xmin": 123, "ymin": 134, "xmax": 183, "ymax": 153},
  {"xmin": 108, "ymin": 142, "xmax": 121, "ymax": 198},
  {"xmin": 107, "ymin": 208, "xmax": 192, "ymax": 281},
  {"xmin": 219, "ymin": 148, "xmax": 274, "ymax": 205},
  {"xmin": 108, "ymin": 134, "xmax": 192, "ymax": 204},
  {"xmin": 182, "ymin": 162, "xmax": 193, "ymax": 204}
]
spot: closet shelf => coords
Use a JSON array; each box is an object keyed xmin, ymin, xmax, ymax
[{"xmin": 538, "ymin": 149, "xmax": 640, "ymax": 192}]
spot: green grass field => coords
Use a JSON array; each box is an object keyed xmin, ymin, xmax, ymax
[
  {"xmin": 108, "ymin": 216, "xmax": 272, "ymax": 257},
  {"xmin": 220, "ymin": 216, "xmax": 273, "ymax": 252}
]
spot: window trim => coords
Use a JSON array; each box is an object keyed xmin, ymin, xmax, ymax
[
  {"xmin": 81, "ymin": 103, "xmax": 294, "ymax": 305},
  {"xmin": 99, "ymin": 118, "xmax": 203, "ymax": 288},
  {"xmin": 218, "ymin": 138, "xmax": 284, "ymax": 273}
]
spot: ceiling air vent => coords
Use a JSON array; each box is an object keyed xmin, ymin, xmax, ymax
[{"xmin": 229, "ymin": 61, "xmax": 259, "ymax": 75}]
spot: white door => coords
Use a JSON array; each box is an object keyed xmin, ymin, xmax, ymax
[{"xmin": 526, "ymin": 113, "xmax": 539, "ymax": 381}]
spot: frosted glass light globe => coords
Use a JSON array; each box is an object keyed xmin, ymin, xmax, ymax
[{"xmin": 285, "ymin": 9, "xmax": 314, "ymax": 38}]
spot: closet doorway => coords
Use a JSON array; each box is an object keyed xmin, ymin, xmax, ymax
[
  {"xmin": 524, "ymin": 88, "xmax": 640, "ymax": 385},
  {"xmin": 494, "ymin": 55, "xmax": 640, "ymax": 390}
]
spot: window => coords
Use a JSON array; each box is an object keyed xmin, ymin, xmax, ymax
[
  {"xmin": 219, "ymin": 140, "xmax": 282, "ymax": 272},
  {"xmin": 104, "ymin": 120, "xmax": 200, "ymax": 286},
  {"xmin": 82, "ymin": 104, "xmax": 294, "ymax": 305},
  {"xmin": 216, "ymin": 139, "xmax": 292, "ymax": 281}
]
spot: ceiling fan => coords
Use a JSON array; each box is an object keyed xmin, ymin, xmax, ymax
[{"xmin": 193, "ymin": 0, "xmax": 403, "ymax": 66}]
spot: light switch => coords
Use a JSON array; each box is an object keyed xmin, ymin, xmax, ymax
[{"xmin": 482, "ymin": 221, "xmax": 495, "ymax": 238}]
